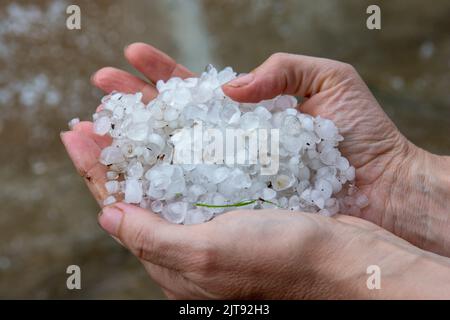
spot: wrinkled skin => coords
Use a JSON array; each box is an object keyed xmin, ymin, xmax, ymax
[
  {"xmin": 95, "ymin": 202, "xmax": 450, "ymax": 299},
  {"xmin": 221, "ymin": 53, "xmax": 414, "ymax": 230},
  {"xmin": 61, "ymin": 43, "xmax": 450, "ymax": 299}
]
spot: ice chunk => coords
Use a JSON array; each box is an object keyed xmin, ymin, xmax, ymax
[
  {"xmin": 344, "ymin": 166, "xmax": 356, "ymax": 181},
  {"xmin": 124, "ymin": 179, "xmax": 143, "ymax": 204},
  {"xmin": 315, "ymin": 117, "xmax": 338, "ymax": 140},
  {"xmin": 94, "ymin": 116, "xmax": 111, "ymax": 135},
  {"xmin": 282, "ymin": 115, "xmax": 302, "ymax": 136},
  {"xmin": 105, "ymin": 180, "xmax": 120, "ymax": 194},
  {"xmin": 103, "ymin": 196, "xmax": 116, "ymax": 206},
  {"xmin": 271, "ymin": 171, "xmax": 296, "ymax": 191},
  {"xmin": 100, "ymin": 146, "xmax": 125, "ymax": 165},
  {"xmin": 220, "ymin": 103, "xmax": 241, "ymax": 124},
  {"xmin": 274, "ymin": 95, "xmax": 297, "ymax": 110},
  {"xmin": 211, "ymin": 167, "xmax": 230, "ymax": 184},
  {"xmin": 164, "ymin": 108, "xmax": 180, "ymax": 122},
  {"xmin": 162, "ymin": 202, "xmax": 188, "ymax": 224},
  {"xmin": 354, "ymin": 192, "xmax": 369, "ymax": 208},
  {"xmin": 150, "ymin": 200, "xmax": 163, "ymax": 213},
  {"xmin": 127, "ymin": 122, "xmax": 148, "ymax": 141},
  {"xmin": 240, "ymin": 112, "xmax": 259, "ymax": 131},
  {"xmin": 315, "ymin": 179, "xmax": 333, "ymax": 199},
  {"xmin": 262, "ymin": 188, "xmax": 276, "ymax": 200},
  {"xmin": 127, "ymin": 161, "xmax": 144, "ymax": 178},
  {"xmin": 184, "ymin": 208, "xmax": 214, "ymax": 225},
  {"xmin": 106, "ymin": 171, "xmax": 119, "ymax": 180},
  {"xmin": 68, "ymin": 118, "xmax": 80, "ymax": 129},
  {"xmin": 320, "ymin": 147, "xmax": 340, "ymax": 165}
]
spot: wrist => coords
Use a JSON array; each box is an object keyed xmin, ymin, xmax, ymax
[
  {"xmin": 323, "ymin": 222, "xmax": 450, "ymax": 299},
  {"xmin": 370, "ymin": 242, "xmax": 450, "ymax": 299},
  {"xmin": 366, "ymin": 245, "xmax": 450, "ymax": 299},
  {"xmin": 394, "ymin": 251, "xmax": 450, "ymax": 299},
  {"xmin": 388, "ymin": 144, "xmax": 450, "ymax": 256}
]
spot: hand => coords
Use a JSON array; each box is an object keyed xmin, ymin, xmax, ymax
[
  {"xmin": 221, "ymin": 53, "xmax": 450, "ymax": 256},
  {"xmin": 97, "ymin": 202, "xmax": 450, "ymax": 299},
  {"xmin": 60, "ymin": 43, "xmax": 450, "ymax": 299}
]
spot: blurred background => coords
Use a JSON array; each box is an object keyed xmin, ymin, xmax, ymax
[{"xmin": 0, "ymin": 0, "xmax": 449, "ymax": 299}]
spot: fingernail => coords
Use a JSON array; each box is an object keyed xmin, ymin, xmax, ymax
[
  {"xmin": 225, "ymin": 73, "xmax": 254, "ymax": 88},
  {"xmin": 90, "ymin": 71, "xmax": 97, "ymax": 83},
  {"xmin": 60, "ymin": 131, "xmax": 69, "ymax": 144},
  {"xmin": 99, "ymin": 206, "xmax": 123, "ymax": 236}
]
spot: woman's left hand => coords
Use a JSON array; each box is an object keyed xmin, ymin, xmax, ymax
[{"xmin": 97, "ymin": 202, "xmax": 450, "ymax": 299}]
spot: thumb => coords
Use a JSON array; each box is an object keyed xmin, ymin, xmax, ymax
[
  {"xmin": 99, "ymin": 202, "xmax": 203, "ymax": 269},
  {"xmin": 222, "ymin": 52, "xmax": 354, "ymax": 103}
]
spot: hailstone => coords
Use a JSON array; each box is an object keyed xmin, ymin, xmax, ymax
[{"xmin": 87, "ymin": 66, "xmax": 368, "ymax": 224}]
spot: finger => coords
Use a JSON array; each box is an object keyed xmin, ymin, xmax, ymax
[
  {"xmin": 61, "ymin": 130, "xmax": 108, "ymax": 205},
  {"xmin": 91, "ymin": 67, "xmax": 157, "ymax": 103},
  {"xmin": 222, "ymin": 52, "xmax": 355, "ymax": 103},
  {"xmin": 72, "ymin": 121, "xmax": 112, "ymax": 149},
  {"xmin": 124, "ymin": 42, "xmax": 194, "ymax": 83},
  {"xmin": 98, "ymin": 202, "xmax": 208, "ymax": 270}
]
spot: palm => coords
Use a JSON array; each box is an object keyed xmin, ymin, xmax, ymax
[{"xmin": 301, "ymin": 80, "xmax": 409, "ymax": 226}]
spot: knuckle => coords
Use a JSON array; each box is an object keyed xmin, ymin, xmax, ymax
[
  {"xmin": 268, "ymin": 52, "xmax": 290, "ymax": 65},
  {"xmin": 336, "ymin": 61, "xmax": 356, "ymax": 74}
]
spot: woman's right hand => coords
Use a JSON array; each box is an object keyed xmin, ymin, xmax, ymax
[{"xmin": 222, "ymin": 53, "xmax": 450, "ymax": 256}]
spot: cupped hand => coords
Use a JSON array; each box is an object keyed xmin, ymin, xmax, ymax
[
  {"xmin": 224, "ymin": 54, "xmax": 413, "ymax": 229},
  {"xmin": 60, "ymin": 43, "xmax": 450, "ymax": 298},
  {"xmin": 221, "ymin": 53, "xmax": 450, "ymax": 256},
  {"xmin": 97, "ymin": 202, "xmax": 450, "ymax": 299}
]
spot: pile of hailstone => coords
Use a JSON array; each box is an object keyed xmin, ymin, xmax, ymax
[{"xmin": 89, "ymin": 66, "xmax": 368, "ymax": 224}]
